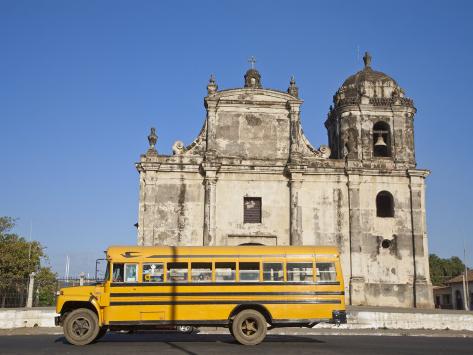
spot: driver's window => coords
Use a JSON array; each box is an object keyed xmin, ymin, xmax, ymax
[{"xmin": 113, "ymin": 263, "xmax": 124, "ymax": 282}]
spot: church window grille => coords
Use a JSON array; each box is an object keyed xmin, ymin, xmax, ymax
[
  {"xmin": 373, "ymin": 121, "xmax": 392, "ymax": 157},
  {"xmin": 244, "ymin": 197, "xmax": 262, "ymax": 223},
  {"xmin": 376, "ymin": 191, "xmax": 394, "ymax": 217}
]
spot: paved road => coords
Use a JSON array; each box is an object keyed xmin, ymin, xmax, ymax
[{"xmin": 1, "ymin": 332, "xmax": 472, "ymax": 355}]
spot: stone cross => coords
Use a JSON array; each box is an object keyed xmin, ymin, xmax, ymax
[{"xmin": 248, "ymin": 56, "xmax": 256, "ymax": 69}]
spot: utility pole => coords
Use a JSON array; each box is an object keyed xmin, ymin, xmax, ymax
[{"xmin": 463, "ymin": 241, "xmax": 470, "ymax": 310}]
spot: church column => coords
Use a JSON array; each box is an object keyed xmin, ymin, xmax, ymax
[
  {"xmin": 288, "ymin": 100, "xmax": 303, "ymax": 163},
  {"xmin": 204, "ymin": 99, "xmax": 218, "ymax": 157},
  {"xmin": 137, "ymin": 168, "xmax": 146, "ymax": 246},
  {"xmin": 203, "ymin": 165, "xmax": 218, "ymax": 246},
  {"xmin": 408, "ymin": 170, "xmax": 434, "ymax": 308},
  {"xmin": 346, "ymin": 172, "xmax": 366, "ymax": 305},
  {"xmin": 288, "ymin": 168, "xmax": 305, "ymax": 246}
]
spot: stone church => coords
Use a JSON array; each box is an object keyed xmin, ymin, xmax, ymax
[{"xmin": 135, "ymin": 53, "xmax": 433, "ymax": 308}]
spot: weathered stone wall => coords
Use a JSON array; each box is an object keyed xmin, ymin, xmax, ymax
[
  {"xmin": 297, "ymin": 174, "xmax": 350, "ymax": 295},
  {"xmin": 214, "ymin": 171, "xmax": 290, "ymax": 246},
  {"xmin": 138, "ymin": 168, "xmax": 205, "ymax": 246}
]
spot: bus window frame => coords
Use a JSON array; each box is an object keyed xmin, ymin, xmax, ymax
[
  {"xmin": 166, "ymin": 260, "xmax": 190, "ymax": 283},
  {"xmin": 124, "ymin": 263, "xmax": 139, "ymax": 283},
  {"xmin": 315, "ymin": 258, "xmax": 339, "ymax": 283},
  {"xmin": 262, "ymin": 260, "xmax": 285, "ymax": 282},
  {"xmin": 215, "ymin": 260, "xmax": 237, "ymax": 283},
  {"xmin": 112, "ymin": 262, "xmax": 125, "ymax": 283},
  {"xmin": 142, "ymin": 262, "xmax": 165, "ymax": 283},
  {"xmin": 285, "ymin": 259, "xmax": 315, "ymax": 283},
  {"xmin": 190, "ymin": 261, "xmax": 213, "ymax": 283},
  {"xmin": 237, "ymin": 259, "xmax": 261, "ymax": 282}
]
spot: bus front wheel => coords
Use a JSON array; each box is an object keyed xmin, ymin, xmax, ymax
[
  {"xmin": 231, "ymin": 309, "xmax": 267, "ymax": 345},
  {"xmin": 63, "ymin": 308, "xmax": 100, "ymax": 346}
]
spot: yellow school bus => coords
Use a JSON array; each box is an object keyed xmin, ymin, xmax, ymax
[{"xmin": 55, "ymin": 245, "xmax": 346, "ymax": 345}]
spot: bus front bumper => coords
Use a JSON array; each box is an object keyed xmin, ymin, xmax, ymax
[{"xmin": 331, "ymin": 310, "xmax": 347, "ymax": 324}]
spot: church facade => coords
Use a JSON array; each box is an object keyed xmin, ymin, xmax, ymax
[{"xmin": 135, "ymin": 53, "xmax": 433, "ymax": 308}]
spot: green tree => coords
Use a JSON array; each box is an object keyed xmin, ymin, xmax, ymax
[
  {"xmin": 0, "ymin": 216, "xmax": 53, "ymax": 307},
  {"xmin": 34, "ymin": 267, "xmax": 58, "ymax": 306},
  {"xmin": 429, "ymin": 253, "xmax": 466, "ymax": 286}
]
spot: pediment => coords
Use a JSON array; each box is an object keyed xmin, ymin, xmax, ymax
[{"xmin": 210, "ymin": 88, "xmax": 300, "ymax": 105}]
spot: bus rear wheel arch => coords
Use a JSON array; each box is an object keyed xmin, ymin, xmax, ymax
[
  {"xmin": 63, "ymin": 308, "xmax": 100, "ymax": 346},
  {"xmin": 230, "ymin": 309, "xmax": 268, "ymax": 346}
]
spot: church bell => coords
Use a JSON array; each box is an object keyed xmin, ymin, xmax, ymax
[{"xmin": 375, "ymin": 133, "xmax": 387, "ymax": 147}]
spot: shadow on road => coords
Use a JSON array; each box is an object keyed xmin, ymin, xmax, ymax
[{"xmin": 54, "ymin": 332, "xmax": 326, "ymax": 346}]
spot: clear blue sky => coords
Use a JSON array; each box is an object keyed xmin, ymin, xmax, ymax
[{"xmin": 1, "ymin": 0, "xmax": 472, "ymax": 276}]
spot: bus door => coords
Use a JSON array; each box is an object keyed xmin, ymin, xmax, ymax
[{"xmin": 107, "ymin": 262, "xmax": 141, "ymax": 323}]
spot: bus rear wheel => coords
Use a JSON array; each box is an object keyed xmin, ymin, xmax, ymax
[
  {"xmin": 231, "ymin": 309, "xmax": 267, "ymax": 345},
  {"xmin": 63, "ymin": 308, "xmax": 100, "ymax": 346}
]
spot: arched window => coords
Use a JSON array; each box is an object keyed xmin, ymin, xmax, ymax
[
  {"xmin": 373, "ymin": 121, "xmax": 391, "ymax": 157},
  {"xmin": 376, "ymin": 191, "xmax": 394, "ymax": 217}
]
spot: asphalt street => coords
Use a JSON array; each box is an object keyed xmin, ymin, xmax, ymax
[{"xmin": 1, "ymin": 332, "xmax": 473, "ymax": 355}]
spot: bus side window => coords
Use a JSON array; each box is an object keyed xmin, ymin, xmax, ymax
[
  {"xmin": 191, "ymin": 262, "xmax": 212, "ymax": 282},
  {"xmin": 143, "ymin": 263, "xmax": 164, "ymax": 282},
  {"xmin": 287, "ymin": 262, "xmax": 313, "ymax": 282},
  {"xmin": 125, "ymin": 264, "xmax": 138, "ymax": 282},
  {"xmin": 167, "ymin": 262, "xmax": 188, "ymax": 282},
  {"xmin": 113, "ymin": 263, "xmax": 124, "ymax": 282},
  {"xmin": 215, "ymin": 262, "xmax": 236, "ymax": 282},
  {"xmin": 239, "ymin": 262, "xmax": 260, "ymax": 282},
  {"xmin": 316, "ymin": 262, "xmax": 337, "ymax": 282},
  {"xmin": 263, "ymin": 263, "xmax": 283, "ymax": 281}
]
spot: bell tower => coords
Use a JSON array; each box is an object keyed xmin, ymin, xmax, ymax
[{"xmin": 325, "ymin": 52, "xmax": 417, "ymax": 169}]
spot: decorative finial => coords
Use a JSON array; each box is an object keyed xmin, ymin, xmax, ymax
[
  {"xmin": 207, "ymin": 74, "xmax": 218, "ymax": 95},
  {"xmin": 287, "ymin": 75, "xmax": 299, "ymax": 98},
  {"xmin": 147, "ymin": 127, "xmax": 158, "ymax": 154},
  {"xmin": 248, "ymin": 56, "xmax": 256, "ymax": 69},
  {"xmin": 363, "ymin": 51, "xmax": 372, "ymax": 68}
]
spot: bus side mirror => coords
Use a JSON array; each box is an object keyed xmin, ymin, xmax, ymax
[{"xmin": 95, "ymin": 258, "xmax": 108, "ymax": 282}]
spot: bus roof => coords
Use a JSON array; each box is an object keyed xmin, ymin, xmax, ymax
[{"xmin": 106, "ymin": 245, "xmax": 340, "ymax": 262}]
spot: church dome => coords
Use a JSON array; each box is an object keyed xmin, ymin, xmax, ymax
[
  {"xmin": 342, "ymin": 67, "xmax": 397, "ymax": 87},
  {"xmin": 334, "ymin": 52, "xmax": 406, "ymax": 104}
]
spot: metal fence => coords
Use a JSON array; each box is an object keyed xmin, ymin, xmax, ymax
[
  {"xmin": 0, "ymin": 276, "xmax": 98, "ymax": 308},
  {"xmin": 0, "ymin": 278, "xmax": 29, "ymax": 308}
]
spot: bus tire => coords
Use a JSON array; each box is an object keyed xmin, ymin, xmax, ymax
[
  {"xmin": 231, "ymin": 309, "xmax": 267, "ymax": 346},
  {"xmin": 63, "ymin": 308, "xmax": 100, "ymax": 346}
]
